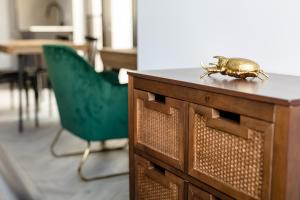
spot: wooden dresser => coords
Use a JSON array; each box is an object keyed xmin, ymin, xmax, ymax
[{"xmin": 128, "ymin": 68, "xmax": 300, "ymax": 200}]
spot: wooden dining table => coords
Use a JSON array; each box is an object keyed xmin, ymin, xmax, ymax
[
  {"xmin": 99, "ymin": 47, "xmax": 137, "ymax": 70},
  {"xmin": 0, "ymin": 39, "xmax": 87, "ymax": 132}
]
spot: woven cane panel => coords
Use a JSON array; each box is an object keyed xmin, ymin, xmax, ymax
[
  {"xmin": 193, "ymin": 114, "xmax": 264, "ymax": 199},
  {"xmin": 136, "ymin": 163, "xmax": 179, "ymax": 200},
  {"xmin": 136, "ymin": 99, "xmax": 180, "ymax": 161}
]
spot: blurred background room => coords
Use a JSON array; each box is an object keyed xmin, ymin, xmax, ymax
[
  {"xmin": 1, "ymin": 0, "xmax": 300, "ymax": 200},
  {"xmin": 0, "ymin": 0, "xmax": 136, "ymax": 199}
]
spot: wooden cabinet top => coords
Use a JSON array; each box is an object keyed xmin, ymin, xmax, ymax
[{"xmin": 128, "ymin": 68, "xmax": 300, "ymax": 106}]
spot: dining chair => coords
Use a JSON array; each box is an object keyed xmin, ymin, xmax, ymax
[
  {"xmin": 0, "ymin": 70, "xmax": 19, "ymax": 109},
  {"xmin": 0, "ymin": 69, "xmax": 31, "ymax": 117},
  {"xmin": 43, "ymin": 45, "xmax": 128, "ymax": 181}
]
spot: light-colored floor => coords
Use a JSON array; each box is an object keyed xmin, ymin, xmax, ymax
[{"xmin": 0, "ymin": 87, "xmax": 129, "ymax": 200}]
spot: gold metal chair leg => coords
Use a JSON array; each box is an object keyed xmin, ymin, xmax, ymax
[
  {"xmin": 50, "ymin": 128, "xmax": 128, "ymax": 181},
  {"xmin": 78, "ymin": 142, "xmax": 128, "ymax": 182},
  {"xmin": 50, "ymin": 128, "xmax": 108, "ymax": 158}
]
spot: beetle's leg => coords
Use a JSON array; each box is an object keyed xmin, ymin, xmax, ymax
[
  {"xmin": 200, "ymin": 71, "xmax": 220, "ymax": 79},
  {"xmin": 249, "ymin": 72, "xmax": 263, "ymax": 80},
  {"xmin": 236, "ymin": 71, "xmax": 263, "ymax": 80},
  {"xmin": 207, "ymin": 68, "xmax": 223, "ymax": 73},
  {"xmin": 200, "ymin": 63, "xmax": 209, "ymax": 79},
  {"xmin": 200, "ymin": 67, "xmax": 222, "ymax": 79},
  {"xmin": 207, "ymin": 68, "xmax": 224, "ymax": 77},
  {"xmin": 256, "ymin": 74, "xmax": 263, "ymax": 80},
  {"xmin": 259, "ymin": 70, "xmax": 269, "ymax": 78},
  {"xmin": 200, "ymin": 72, "xmax": 209, "ymax": 79},
  {"xmin": 200, "ymin": 62, "xmax": 211, "ymax": 71}
]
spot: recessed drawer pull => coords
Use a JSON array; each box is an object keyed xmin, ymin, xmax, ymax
[
  {"xmin": 207, "ymin": 113, "xmax": 250, "ymax": 139},
  {"xmin": 144, "ymin": 92, "xmax": 171, "ymax": 115},
  {"xmin": 135, "ymin": 155, "xmax": 184, "ymax": 199},
  {"xmin": 145, "ymin": 163, "xmax": 170, "ymax": 188},
  {"xmin": 188, "ymin": 184, "xmax": 217, "ymax": 200},
  {"xmin": 193, "ymin": 105, "xmax": 250, "ymax": 139}
]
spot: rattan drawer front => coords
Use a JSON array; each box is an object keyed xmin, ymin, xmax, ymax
[
  {"xmin": 188, "ymin": 184, "xmax": 217, "ymax": 200},
  {"xmin": 188, "ymin": 104, "xmax": 274, "ymax": 200},
  {"xmin": 135, "ymin": 155, "xmax": 184, "ymax": 200},
  {"xmin": 134, "ymin": 90, "xmax": 186, "ymax": 170}
]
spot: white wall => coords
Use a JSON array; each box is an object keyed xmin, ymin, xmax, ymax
[
  {"xmin": 111, "ymin": 0, "xmax": 133, "ymax": 49},
  {"xmin": 0, "ymin": 0, "xmax": 16, "ymax": 68},
  {"xmin": 16, "ymin": 0, "xmax": 73, "ymax": 30},
  {"xmin": 72, "ymin": 0, "xmax": 86, "ymax": 43},
  {"xmin": 138, "ymin": 0, "xmax": 300, "ymax": 76},
  {"xmin": 16, "ymin": 0, "xmax": 50, "ymax": 30},
  {"xmin": 58, "ymin": 0, "xmax": 73, "ymax": 25}
]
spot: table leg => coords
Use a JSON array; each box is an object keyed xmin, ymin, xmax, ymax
[
  {"xmin": 34, "ymin": 80, "xmax": 39, "ymax": 128},
  {"xmin": 18, "ymin": 55, "xmax": 24, "ymax": 133},
  {"xmin": 34, "ymin": 55, "xmax": 41, "ymax": 128},
  {"xmin": 9, "ymin": 82, "xmax": 15, "ymax": 110},
  {"xmin": 25, "ymin": 82, "xmax": 30, "ymax": 119}
]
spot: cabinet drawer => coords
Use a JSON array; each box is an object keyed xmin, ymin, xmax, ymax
[
  {"xmin": 188, "ymin": 103, "xmax": 274, "ymax": 200},
  {"xmin": 188, "ymin": 184, "xmax": 217, "ymax": 200},
  {"xmin": 135, "ymin": 155, "xmax": 184, "ymax": 200},
  {"xmin": 134, "ymin": 89, "xmax": 186, "ymax": 170}
]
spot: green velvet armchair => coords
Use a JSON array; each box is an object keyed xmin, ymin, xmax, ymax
[{"xmin": 43, "ymin": 45, "xmax": 128, "ymax": 181}]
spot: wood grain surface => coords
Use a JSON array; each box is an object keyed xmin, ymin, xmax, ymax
[
  {"xmin": 0, "ymin": 39, "xmax": 87, "ymax": 54},
  {"xmin": 129, "ymin": 68, "xmax": 300, "ymax": 106}
]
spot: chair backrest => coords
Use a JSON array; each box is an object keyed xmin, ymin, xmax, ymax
[{"xmin": 43, "ymin": 45, "xmax": 128, "ymax": 141}]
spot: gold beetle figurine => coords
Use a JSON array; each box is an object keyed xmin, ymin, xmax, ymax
[{"xmin": 200, "ymin": 56, "xmax": 269, "ymax": 80}]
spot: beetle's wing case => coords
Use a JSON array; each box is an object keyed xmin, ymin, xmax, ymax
[{"xmin": 226, "ymin": 58, "xmax": 260, "ymax": 72}]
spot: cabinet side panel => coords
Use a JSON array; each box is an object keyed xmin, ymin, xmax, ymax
[
  {"xmin": 128, "ymin": 75, "xmax": 135, "ymax": 200},
  {"xmin": 286, "ymin": 106, "xmax": 300, "ymax": 200},
  {"xmin": 271, "ymin": 106, "xmax": 289, "ymax": 200}
]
